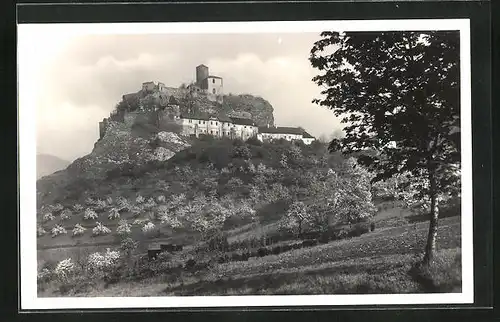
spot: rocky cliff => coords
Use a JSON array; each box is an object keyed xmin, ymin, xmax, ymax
[{"xmin": 118, "ymin": 88, "xmax": 275, "ymax": 127}]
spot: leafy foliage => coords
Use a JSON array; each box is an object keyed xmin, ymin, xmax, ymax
[{"xmin": 310, "ymin": 31, "xmax": 461, "ymax": 264}]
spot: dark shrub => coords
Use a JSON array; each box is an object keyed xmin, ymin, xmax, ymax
[
  {"xmin": 370, "ymin": 222, "xmax": 376, "ymax": 232},
  {"xmin": 232, "ymin": 145, "xmax": 252, "ymax": 160},
  {"xmin": 246, "ymin": 137, "xmax": 263, "ymax": 146},
  {"xmin": 241, "ymin": 252, "xmax": 250, "ymax": 261},
  {"xmin": 349, "ymin": 223, "xmax": 370, "ymax": 237},
  {"xmin": 147, "ymin": 249, "xmax": 161, "ymax": 261},
  {"xmin": 272, "ymin": 246, "xmax": 281, "ymax": 255},
  {"xmin": 318, "ymin": 233, "xmax": 330, "ymax": 244},
  {"xmin": 336, "ymin": 229, "xmax": 349, "ymax": 240},
  {"xmin": 292, "ymin": 243, "xmax": 302, "ymax": 250},
  {"xmin": 257, "ymin": 247, "xmax": 268, "ymax": 257},
  {"xmin": 185, "ymin": 259, "xmax": 196, "ymax": 269},
  {"xmin": 208, "ymin": 232, "xmax": 230, "ymax": 252},
  {"xmin": 217, "ymin": 256, "xmax": 226, "ymax": 264},
  {"xmin": 231, "ymin": 253, "xmax": 242, "ymax": 262},
  {"xmin": 302, "ymin": 239, "xmax": 318, "ymax": 248},
  {"xmin": 250, "ymin": 250, "xmax": 258, "ymax": 258}
]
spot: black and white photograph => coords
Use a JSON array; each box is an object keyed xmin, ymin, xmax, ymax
[{"xmin": 18, "ymin": 19, "xmax": 473, "ymax": 309}]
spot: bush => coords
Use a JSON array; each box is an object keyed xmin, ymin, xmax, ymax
[
  {"xmin": 83, "ymin": 208, "xmax": 98, "ymax": 220},
  {"xmin": 72, "ymin": 224, "xmax": 86, "ymax": 237},
  {"xmin": 370, "ymin": 222, "xmax": 376, "ymax": 232},
  {"xmin": 51, "ymin": 224, "xmax": 67, "ymax": 237},
  {"xmin": 116, "ymin": 220, "xmax": 132, "ymax": 236},
  {"xmin": 60, "ymin": 209, "xmax": 72, "ymax": 221},
  {"xmin": 92, "ymin": 222, "xmax": 111, "ymax": 236},
  {"xmin": 37, "ymin": 226, "xmax": 47, "ymax": 237},
  {"xmin": 246, "ymin": 137, "xmax": 262, "ymax": 146},
  {"xmin": 73, "ymin": 203, "xmax": 84, "ymax": 212},
  {"xmin": 43, "ymin": 213, "xmax": 55, "ymax": 222},
  {"xmin": 108, "ymin": 208, "xmax": 120, "ymax": 220},
  {"xmin": 232, "ymin": 145, "xmax": 252, "ymax": 160},
  {"xmin": 208, "ymin": 232, "xmax": 229, "ymax": 252},
  {"xmin": 348, "ymin": 223, "xmax": 370, "ymax": 237},
  {"xmin": 54, "ymin": 258, "xmax": 75, "ymax": 283}
]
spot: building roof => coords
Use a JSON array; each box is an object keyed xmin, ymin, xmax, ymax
[
  {"xmin": 217, "ymin": 114, "xmax": 232, "ymax": 122},
  {"xmin": 258, "ymin": 126, "xmax": 305, "ymax": 135},
  {"xmin": 207, "ymin": 75, "xmax": 223, "ymax": 79},
  {"xmin": 197, "ymin": 64, "xmax": 208, "ymax": 68},
  {"xmin": 180, "ymin": 112, "xmax": 211, "ymax": 121},
  {"xmin": 230, "ymin": 117, "xmax": 255, "ymax": 126},
  {"xmin": 302, "ymin": 131, "xmax": 315, "ymax": 139}
]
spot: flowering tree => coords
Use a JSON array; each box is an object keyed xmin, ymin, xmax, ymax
[
  {"xmin": 87, "ymin": 248, "xmax": 121, "ymax": 278},
  {"xmin": 156, "ymin": 195, "xmax": 166, "ymax": 203},
  {"xmin": 115, "ymin": 219, "xmax": 131, "ymax": 237},
  {"xmin": 43, "ymin": 212, "xmax": 55, "ymax": 222},
  {"xmin": 157, "ymin": 205, "xmax": 183, "ymax": 229},
  {"xmin": 51, "ymin": 224, "xmax": 67, "ymax": 238},
  {"xmin": 310, "ymin": 30, "xmax": 460, "ymax": 265},
  {"xmin": 141, "ymin": 222, "xmax": 157, "ymax": 236},
  {"xmin": 106, "ymin": 196, "xmax": 114, "ymax": 205},
  {"xmin": 73, "ymin": 203, "xmax": 84, "ymax": 212},
  {"xmin": 280, "ymin": 201, "xmax": 310, "ymax": 236},
  {"xmin": 60, "ymin": 209, "xmax": 72, "ymax": 221},
  {"xmin": 92, "ymin": 222, "xmax": 111, "ymax": 236},
  {"xmin": 54, "ymin": 258, "xmax": 75, "ymax": 283},
  {"xmin": 108, "ymin": 208, "xmax": 121, "ymax": 220},
  {"xmin": 84, "ymin": 208, "xmax": 98, "ymax": 220},
  {"xmin": 135, "ymin": 195, "xmax": 145, "ymax": 204},
  {"xmin": 72, "ymin": 223, "xmax": 86, "ymax": 237},
  {"xmin": 94, "ymin": 199, "xmax": 108, "ymax": 211},
  {"xmin": 37, "ymin": 226, "xmax": 46, "ymax": 237}
]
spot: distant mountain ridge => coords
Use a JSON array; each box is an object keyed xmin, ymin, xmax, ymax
[{"xmin": 36, "ymin": 154, "xmax": 70, "ymax": 179}]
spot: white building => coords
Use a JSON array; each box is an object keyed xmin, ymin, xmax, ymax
[
  {"xmin": 257, "ymin": 126, "xmax": 316, "ymax": 145},
  {"xmin": 178, "ymin": 113, "xmax": 257, "ymax": 140}
]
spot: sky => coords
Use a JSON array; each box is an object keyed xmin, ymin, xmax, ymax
[{"xmin": 19, "ymin": 26, "xmax": 344, "ymax": 162}]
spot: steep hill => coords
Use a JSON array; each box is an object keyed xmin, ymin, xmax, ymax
[
  {"xmin": 37, "ymin": 154, "xmax": 70, "ymax": 179},
  {"xmin": 36, "ymin": 120, "xmax": 191, "ymax": 207}
]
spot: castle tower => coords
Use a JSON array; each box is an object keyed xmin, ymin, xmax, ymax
[{"xmin": 196, "ymin": 64, "xmax": 209, "ymax": 87}]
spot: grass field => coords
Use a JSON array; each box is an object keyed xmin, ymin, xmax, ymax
[{"xmin": 38, "ymin": 209, "xmax": 462, "ymax": 297}]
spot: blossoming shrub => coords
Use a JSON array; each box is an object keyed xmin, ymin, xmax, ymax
[
  {"xmin": 43, "ymin": 212, "xmax": 55, "ymax": 222},
  {"xmin": 116, "ymin": 196, "xmax": 130, "ymax": 210},
  {"xmin": 92, "ymin": 222, "xmax": 111, "ymax": 236},
  {"xmin": 143, "ymin": 198, "xmax": 157, "ymax": 210},
  {"xmin": 52, "ymin": 203, "xmax": 64, "ymax": 213},
  {"xmin": 106, "ymin": 196, "xmax": 114, "ymax": 205},
  {"xmin": 156, "ymin": 195, "xmax": 166, "ymax": 203},
  {"xmin": 72, "ymin": 223, "xmax": 86, "ymax": 237},
  {"xmin": 60, "ymin": 209, "xmax": 72, "ymax": 221},
  {"xmin": 116, "ymin": 220, "xmax": 131, "ymax": 236},
  {"xmin": 94, "ymin": 199, "xmax": 108, "ymax": 212},
  {"xmin": 136, "ymin": 195, "xmax": 145, "ymax": 204},
  {"xmin": 83, "ymin": 208, "xmax": 98, "ymax": 220},
  {"xmin": 51, "ymin": 224, "xmax": 67, "ymax": 237},
  {"xmin": 73, "ymin": 203, "xmax": 84, "ymax": 212},
  {"xmin": 37, "ymin": 226, "xmax": 46, "ymax": 237},
  {"xmin": 108, "ymin": 208, "xmax": 120, "ymax": 220},
  {"xmin": 37, "ymin": 267, "xmax": 53, "ymax": 284},
  {"xmin": 87, "ymin": 248, "xmax": 121, "ymax": 281},
  {"xmin": 54, "ymin": 258, "xmax": 75, "ymax": 283},
  {"xmin": 142, "ymin": 222, "xmax": 157, "ymax": 237}
]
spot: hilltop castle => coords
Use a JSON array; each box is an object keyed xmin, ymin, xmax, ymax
[
  {"xmin": 99, "ymin": 64, "xmax": 315, "ymax": 144},
  {"xmin": 141, "ymin": 64, "xmax": 223, "ymax": 104}
]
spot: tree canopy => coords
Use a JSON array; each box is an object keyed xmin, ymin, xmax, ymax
[{"xmin": 310, "ymin": 31, "xmax": 461, "ymax": 265}]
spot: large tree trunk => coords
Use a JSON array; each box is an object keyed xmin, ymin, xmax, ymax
[{"xmin": 422, "ymin": 173, "xmax": 440, "ymax": 266}]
